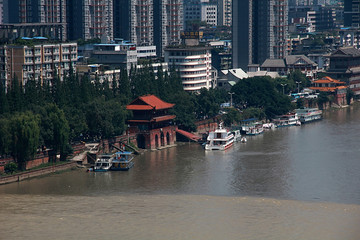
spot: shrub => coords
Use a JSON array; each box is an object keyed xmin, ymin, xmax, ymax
[{"xmin": 4, "ymin": 162, "xmax": 17, "ymax": 174}]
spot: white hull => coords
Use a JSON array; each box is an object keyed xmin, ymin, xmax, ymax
[
  {"xmin": 205, "ymin": 123, "xmax": 234, "ymax": 151},
  {"xmin": 295, "ymin": 108, "xmax": 322, "ymax": 124}
]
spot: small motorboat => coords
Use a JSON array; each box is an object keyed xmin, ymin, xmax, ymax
[{"xmin": 240, "ymin": 136, "xmax": 247, "ymax": 143}]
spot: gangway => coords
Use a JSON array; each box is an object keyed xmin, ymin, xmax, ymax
[{"xmin": 176, "ymin": 129, "xmax": 201, "ymax": 142}]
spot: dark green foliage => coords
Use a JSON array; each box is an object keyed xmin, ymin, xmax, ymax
[
  {"xmin": 168, "ymin": 91, "xmax": 197, "ymax": 132},
  {"xmin": 194, "ymin": 88, "xmax": 225, "ymax": 119},
  {"xmin": 231, "ymin": 76, "xmax": 292, "ymax": 119},
  {"xmin": 347, "ymin": 89, "xmax": 354, "ymax": 105},
  {"xmin": 317, "ymin": 92, "xmax": 329, "ymax": 109},
  {"xmin": 10, "ymin": 112, "xmax": 40, "ymax": 169},
  {"xmin": 0, "ymin": 80, "xmax": 9, "ymax": 114},
  {"xmin": 223, "ymin": 108, "xmax": 242, "ymax": 127},
  {"xmin": 0, "ymin": 118, "xmax": 11, "ymax": 154},
  {"xmin": 4, "ymin": 162, "xmax": 17, "ymax": 174},
  {"xmin": 41, "ymin": 104, "xmax": 71, "ymax": 161}
]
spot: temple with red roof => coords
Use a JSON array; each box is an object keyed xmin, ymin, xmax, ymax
[
  {"xmin": 126, "ymin": 95, "xmax": 177, "ymax": 149},
  {"xmin": 310, "ymin": 76, "xmax": 348, "ymax": 105}
]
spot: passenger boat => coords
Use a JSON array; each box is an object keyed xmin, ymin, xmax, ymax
[
  {"xmin": 295, "ymin": 108, "xmax": 322, "ymax": 123},
  {"xmin": 110, "ymin": 151, "xmax": 135, "ymax": 171},
  {"xmin": 231, "ymin": 129, "xmax": 242, "ymax": 142},
  {"xmin": 242, "ymin": 123, "xmax": 264, "ymax": 135},
  {"xmin": 93, "ymin": 154, "xmax": 114, "ymax": 172},
  {"xmin": 240, "ymin": 118, "xmax": 264, "ymax": 135},
  {"xmin": 273, "ymin": 112, "xmax": 301, "ymax": 128},
  {"xmin": 205, "ymin": 123, "xmax": 234, "ymax": 150}
]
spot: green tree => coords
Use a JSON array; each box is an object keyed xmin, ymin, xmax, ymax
[
  {"xmin": 346, "ymin": 88, "xmax": 354, "ymax": 105},
  {"xmin": 0, "ymin": 118, "xmax": 11, "ymax": 155},
  {"xmin": 41, "ymin": 104, "xmax": 71, "ymax": 161},
  {"xmin": 10, "ymin": 112, "xmax": 40, "ymax": 170},
  {"xmin": 169, "ymin": 91, "xmax": 197, "ymax": 132},
  {"xmin": 4, "ymin": 162, "xmax": 17, "ymax": 174},
  {"xmin": 223, "ymin": 108, "xmax": 242, "ymax": 126},
  {"xmin": 8, "ymin": 75, "xmax": 23, "ymax": 112},
  {"xmin": 0, "ymin": 80, "xmax": 9, "ymax": 114},
  {"xmin": 231, "ymin": 76, "xmax": 292, "ymax": 119}
]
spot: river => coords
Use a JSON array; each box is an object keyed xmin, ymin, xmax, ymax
[{"xmin": 1, "ymin": 105, "xmax": 360, "ymax": 239}]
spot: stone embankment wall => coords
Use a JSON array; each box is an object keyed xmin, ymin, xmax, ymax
[{"xmin": 0, "ymin": 162, "xmax": 77, "ymax": 185}]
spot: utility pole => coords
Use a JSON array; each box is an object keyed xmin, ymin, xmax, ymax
[{"xmin": 229, "ymin": 92, "xmax": 235, "ymax": 107}]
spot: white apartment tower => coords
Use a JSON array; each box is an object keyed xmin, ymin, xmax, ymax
[
  {"xmin": 157, "ymin": 0, "xmax": 184, "ymax": 55},
  {"xmin": 84, "ymin": 0, "xmax": 113, "ymax": 41},
  {"xmin": 130, "ymin": 0, "xmax": 154, "ymax": 46}
]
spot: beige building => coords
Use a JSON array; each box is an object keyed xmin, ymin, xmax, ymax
[{"xmin": 0, "ymin": 42, "xmax": 77, "ymax": 89}]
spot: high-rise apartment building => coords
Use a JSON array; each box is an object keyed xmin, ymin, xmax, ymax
[
  {"xmin": 0, "ymin": 0, "xmax": 3, "ymax": 24},
  {"xmin": 6, "ymin": 0, "xmax": 66, "ymax": 24},
  {"xmin": 114, "ymin": 0, "xmax": 183, "ymax": 57},
  {"xmin": 344, "ymin": 0, "xmax": 360, "ymax": 27},
  {"xmin": 3, "ymin": 0, "xmax": 67, "ymax": 39},
  {"xmin": 232, "ymin": 0, "xmax": 289, "ymax": 70},
  {"xmin": 154, "ymin": 0, "xmax": 183, "ymax": 56},
  {"xmin": 218, "ymin": 0, "xmax": 232, "ymax": 27},
  {"xmin": 68, "ymin": 0, "xmax": 113, "ymax": 41}
]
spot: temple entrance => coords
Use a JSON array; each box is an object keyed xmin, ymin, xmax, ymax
[
  {"xmin": 160, "ymin": 132, "xmax": 165, "ymax": 146},
  {"xmin": 166, "ymin": 132, "xmax": 170, "ymax": 145},
  {"xmin": 137, "ymin": 134, "xmax": 146, "ymax": 149},
  {"xmin": 155, "ymin": 134, "xmax": 159, "ymax": 148}
]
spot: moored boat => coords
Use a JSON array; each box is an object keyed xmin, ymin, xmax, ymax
[
  {"xmin": 273, "ymin": 112, "xmax": 301, "ymax": 128},
  {"xmin": 295, "ymin": 107, "xmax": 322, "ymax": 123},
  {"xmin": 94, "ymin": 154, "xmax": 114, "ymax": 172},
  {"xmin": 205, "ymin": 123, "xmax": 234, "ymax": 150},
  {"xmin": 111, "ymin": 151, "xmax": 135, "ymax": 171},
  {"xmin": 231, "ymin": 130, "xmax": 242, "ymax": 142},
  {"xmin": 240, "ymin": 118, "xmax": 264, "ymax": 135}
]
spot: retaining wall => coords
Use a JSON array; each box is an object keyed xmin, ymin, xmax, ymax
[{"xmin": 0, "ymin": 162, "xmax": 77, "ymax": 185}]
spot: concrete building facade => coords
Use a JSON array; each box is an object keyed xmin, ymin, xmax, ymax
[
  {"xmin": 67, "ymin": 0, "xmax": 113, "ymax": 41},
  {"xmin": 164, "ymin": 42, "xmax": 213, "ymax": 92},
  {"xmin": 232, "ymin": 0, "xmax": 289, "ymax": 70},
  {"xmin": 218, "ymin": 0, "xmax": 232, "ymax": 27},
  {"xmin": 0, "ymin": 42, "xmax": 77, "ymax": 90}
]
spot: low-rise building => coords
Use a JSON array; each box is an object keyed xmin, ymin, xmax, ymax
[
  {"xmin": 126, "ymin": 95, "xmax": 177, "ymax": 150},
  {"xmin": 91, "ymin": 43, "xmax": 137, "ymax": 72},
  {"xmin": 309, "ymin": 76, "xmax": 348, "ymax": 105},
  {"xmin": 327, "ymin": 47, "xmax": 360, "ymax": 97},
  {"xmin": 260, "ymin": 55, "xmax": 318, "ymax": 79}
]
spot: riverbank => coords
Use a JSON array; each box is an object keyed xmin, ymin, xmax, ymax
[{"xmin": 0, "ymin": 161, "xmax": 77, "ymax": 185}]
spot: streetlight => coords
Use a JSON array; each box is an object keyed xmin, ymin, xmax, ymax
[
  {"xmin": 228, "ymin": 92, "xmax": 235, "ymax": 107},
  {"xmin": 295, "ymin": 81, "xmax": 301, "ymax": 93},
  {"xmin": 280, "ymin": 83, "xmax": 287, "ymax": 95}
]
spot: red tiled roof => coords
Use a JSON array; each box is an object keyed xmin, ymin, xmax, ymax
[
  {"xmin": 309, "ymin": 86, "xmax": 347, "ymax": 92},
  {"xmin": 313, "ymin": 76, "xmax": 345, "ymax": 84},
  {"xmin": 126, "ymin": 95, "xmax": 175, "ymax": 110}
]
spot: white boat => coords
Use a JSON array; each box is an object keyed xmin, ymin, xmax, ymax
[
  {"xmin": 243, "ymin": 123, "xmax": 264, "ymax": 135},
  {"xmin": 93, "ymin": 154, "xmax": 114, "ymax": 172},
  {"xmin": 231, "ymin": 130, "xmax": 242, "ymax": 142},
  {"xmin": 240, "ymin": 136, "xmax": 247, "ymax": 143},
  {"xmin": 273, "ymin": 112, "xmax": 301, "ymax": 128},
  {"xmin": 205, "ymin": 123, "xmax": 234, "ymax": 150},
  {"xmin": 295, "ymin": 108, "xmax": 322, "ymax": 123},
  {"xmin": 240, "ymin": 118, "xmax": 264, "ymax": 135}
]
